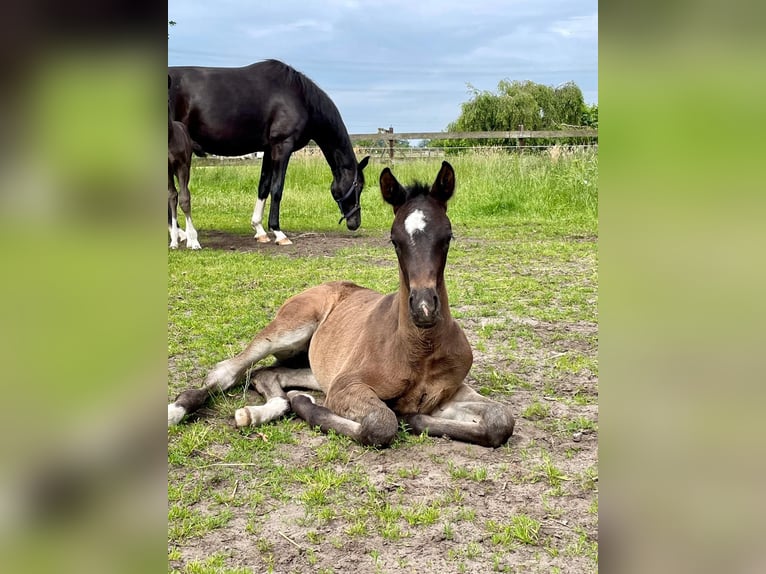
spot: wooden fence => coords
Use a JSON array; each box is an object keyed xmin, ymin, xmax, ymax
[
  {"xmin": 348, "ymin": 126, "xmax": 598, "ymax": 160},
  {"xmin": 202, "ymin": 127, "xmax": 598, "ymax": 163}
]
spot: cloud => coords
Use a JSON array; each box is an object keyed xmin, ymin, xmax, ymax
[
  {"xmin": 243, "ymin": 19, "xmax": 334, "ymax": 40},
  {"xmin": 551, "ymin": 13, "xmax": 598, "ymax": 39}
]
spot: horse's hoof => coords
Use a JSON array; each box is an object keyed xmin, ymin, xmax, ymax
[
  {"xmin": 188, "ymin": 241, "xmax": 202, "ymax": 250},
  {"xmin": 255, "ymin": 234, "xmax": 271, "ymax": 243},
  {"xmin": 234, "ymin": 407, "xmax": 252, "ymax": 427},
  {"xmin": 276, "ymin": 237, "xmax": 293, "ymax": 246}
]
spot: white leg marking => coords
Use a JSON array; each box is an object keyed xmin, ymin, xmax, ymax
[
  {"xmin": 252, "ymin": 197, "xmax": 270, "ymax": 242},
  {"xmin": 273, "ymin": 230, "xmax": 292, "ymax": 245},
  {"xmin": 168, "ymin": 403, "xmax": 186, "ymax": 426},
  {"xmin": 169, "ymin": 217, "xmax": 180, "ymax": 249},
  {"xmin": 404, "ymin": 209, "xmax": 427, "ymax": 243},
  {"xmin": 184, "ymin": 216, "xmax": 201, "ymax": 250},
  {"xmin": 286, "ymin": 390, "xmax": 316, "ymax": 403},
  {"xmin": 234, "ymin": 397, "xmax": 290, "ymax": 427}
]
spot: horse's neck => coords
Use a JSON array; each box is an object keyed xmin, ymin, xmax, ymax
[{"xmin": 313, "ymin": 120, "xmax": 356, "ymax": 177}]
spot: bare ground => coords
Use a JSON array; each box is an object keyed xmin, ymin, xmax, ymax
[{"xmin": 169, "ymin": 230, "xmax": 598, "ymax": 573}]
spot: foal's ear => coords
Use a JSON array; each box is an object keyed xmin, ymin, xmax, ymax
[
  {"xmin": 430, "ymin": 161, "xmax": 455, "ymax": 205},
  {"xmin": 358, "ymin": 155, "xmax": 370, "ymax": 172},
  {"xmin": 380, "ymin": 168, "xmax": 406, "ymax": 210}
]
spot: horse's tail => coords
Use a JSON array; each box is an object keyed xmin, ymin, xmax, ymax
[{"xmin": 191, "ymin": 141, "xmax": 207, "ymax": 157}]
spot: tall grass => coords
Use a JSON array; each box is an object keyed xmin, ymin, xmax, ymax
[{"xmin": 187, "ymin": 150, "xmax": 597, "ymax": 237}]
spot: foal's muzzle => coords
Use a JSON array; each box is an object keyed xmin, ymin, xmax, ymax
[{"xmin": 409, "ymin": 288, "xmax": 440, "ymax": 328}]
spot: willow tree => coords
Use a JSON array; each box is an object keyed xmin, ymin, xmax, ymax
[{"xmin": 436, "ymin": 79, "xmax": 589, "ymax": 150}]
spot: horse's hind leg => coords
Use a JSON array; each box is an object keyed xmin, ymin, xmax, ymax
[
  {"xmin": 266, "ymin": 138, "xmax": 294, "ymax": 245},
  {"xmin": 168, "ymin": 290, "xmax": 324, "ymax": 426},
  {"xmin": 252, "ymin": 153, "xmax": 273, "ymax": 243},
  {"xmin": 401, "ymin": 384, "xmax": 515, "ymax": 448},
  {"xmin": 177, "ymin": 163, "xmax": 201, "ymax": 249},
  {"xmin": 234, "ymin": 366, "xmax": 321, "ymax": 428},
  {"xmin": 168, "ymin": 168, "xmax": 181, "ymax": 249}
]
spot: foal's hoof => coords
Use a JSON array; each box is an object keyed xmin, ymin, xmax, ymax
[
  {"xmin": 234, "ymin": 407, "xmax": 252, "ymax": 427},
  {"xmin": 255, "ymin": 234, "xmax": 271, "ymax": 243},
  {"xmin": 276, "ymin": 237, "xmax": 293, "ymax": 246}
]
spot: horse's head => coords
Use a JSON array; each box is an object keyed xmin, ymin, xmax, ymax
[
  {"xmin": 380, "ymin": 161, "xmax": 455, "ymax": 329},
  {"xmin": 333, "ymin": 155, "xmax": 370, "ymax": 231}
]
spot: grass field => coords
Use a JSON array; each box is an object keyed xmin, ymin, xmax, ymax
[{"xmin": 168, "ymin": 149, "xmax": 598, "ymax": 573}]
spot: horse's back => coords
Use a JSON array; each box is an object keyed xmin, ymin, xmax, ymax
[{"xmin": 168, "ymin": 60, "xmax": 311, "ymax": 155}]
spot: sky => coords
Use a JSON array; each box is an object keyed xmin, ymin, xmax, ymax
[{"xmin": 168, "ymin": 0, "xmax": 597, "ymax": 135}]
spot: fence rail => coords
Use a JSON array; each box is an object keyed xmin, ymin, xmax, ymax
[
  {"xmin": 349, "ymin": 128, "xmax": 597, "ymax": 143},
  {"xmin": 346, "ymin": 126, "xmax": 597, "ymax": 160},
  {"xmin": 200, "ymin": 127, "xmax": 598, "ymax": 163}
]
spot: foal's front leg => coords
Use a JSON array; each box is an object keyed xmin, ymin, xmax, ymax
[
  {"xmin": 401, "ymin": 384, "xmax": 515, "ymax": 448},
  {"xmin": 290, "ymin": 374, "xmax": 399, "ymax": 447}
]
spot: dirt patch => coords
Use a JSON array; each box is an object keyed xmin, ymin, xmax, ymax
[{"xmin": 198, "ymin": 229, "xmax": 388, "ymax": 258}]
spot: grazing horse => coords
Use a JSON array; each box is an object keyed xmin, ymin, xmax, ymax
[
  {"xmin": 168, "ymin": 75, "xmax": 201, "ymax": 249},
  {"xmin": 168, "ymin": 59, "xmax": 370, "ymax": 245},
  {"xmin": 168, "ymin": 162, "xmax": 516, "ymax": 448}
]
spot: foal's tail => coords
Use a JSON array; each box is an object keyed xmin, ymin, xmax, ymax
[{"xmin": 191, "ymin": 141, "xmax": 207, "ymax": 157}]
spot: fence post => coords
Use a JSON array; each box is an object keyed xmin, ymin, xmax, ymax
[
  {"xmin": 518, "ymin": 124, "xmax": 525, "ymax": 150},
  {"xmin": 387, "ymin": 126, "xmax": 394, "ymax": 161}
]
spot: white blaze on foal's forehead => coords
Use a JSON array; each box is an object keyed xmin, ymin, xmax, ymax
[{"xmin": 404, "ymin": 209, "xmax": 427, "ymax": 239}]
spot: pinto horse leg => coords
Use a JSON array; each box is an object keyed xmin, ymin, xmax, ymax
[
  {"xmin": 401, "ymin": 384, "xmax": 515, "ymax": 448},
  {"xmin": 168, "ymin": 289, "xmax": 326, "ymax": 426},
  {"xmin": 177, "ymin": 162, "xmax": 201, "ymax": 249},
  {"xmin": 168, "ymin": 169, "xmax": 181, "ymax": 249},
  {"xmin": 252, "ymin": 153, "xmax": 273, "ymax": 243}
]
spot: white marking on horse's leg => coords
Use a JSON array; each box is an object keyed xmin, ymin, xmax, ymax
[
  {"xmin": 168, "ymin": 403, "xmax": 186, "ymax": 426},
  {"xmin": 184, "ymin": 215, "xmax": 201, "ymax": 250},
  {"xmin": 273, "ymin": 230, "xmax": 292, "ymax": 245},
  {"xmin": 204, "ymin": 360, "xmax": 241, "ymax": 392},
  {"xmin": 286, "ymin": 390, "xmax": 316, "ymax": 403},
  {"xmin": 234, "ymin": 397, "xmax": 290, "ymax": 427},
  {"xmin": 404, "ymin": 209, "xmax": 427, "ymax": 243},
  {"xmin": 252, "ymin": 197, "xmax": 270, "ymax": 242},
  {"xmin": 169, "ymin": 217, "xmax": 180, "ymax": 249}
]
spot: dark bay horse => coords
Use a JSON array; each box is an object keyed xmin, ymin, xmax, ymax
[
  {"xmin": 168, "ymin": 59, "xmax": 370, "ymax": 245},
  {"xmin": 168, "ymin": 77, "xmax": 200, "ymax": 249},
  {"xmin": 168, "ymin": 162, "xmax": 515, "ymax": 448}
]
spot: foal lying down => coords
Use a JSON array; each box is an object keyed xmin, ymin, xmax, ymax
[{"xmin": 168, "ymin": 162, "xmax": 515, "ymax": 447}]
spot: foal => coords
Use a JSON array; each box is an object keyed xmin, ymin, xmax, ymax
[
  {"xmin": 168, "ymin": 78, "xmax": 201, "ymax": 250},
  {"xmin": 168, "ymin": 162, "xmax": 515, "ymax": 447}
]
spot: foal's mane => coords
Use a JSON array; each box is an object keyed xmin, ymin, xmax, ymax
[{"xmin": 401, "ymin": 182, "xmax": 431, "ymax": 203}]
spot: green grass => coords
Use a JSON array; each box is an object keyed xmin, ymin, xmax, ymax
[
  {"xmin": 487, "ymin": 515, "xmax": 543, "ymax": 547},
  {"xmin": 168, "ymin": 150, "xmax": 598, "ymax": 573}
]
